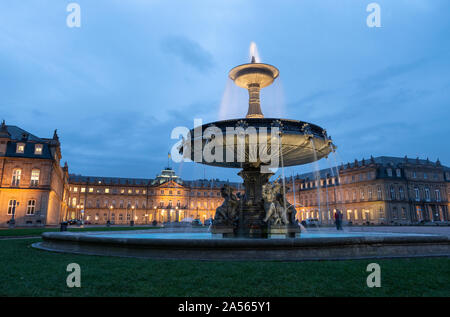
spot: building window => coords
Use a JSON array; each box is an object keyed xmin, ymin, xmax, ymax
[
  {"xmin": 71, "ymin": 197, "xmax": 76, "ymax": 207},
  {"xmin": 423, "ymin": 172, "xmax": 427, "ymax": 179},
  {"xmin": 7, "ymin": 200, "xmax": 18, "ymax": 215},
  {"xmin": 378, "ymin": 208, "xmax": 385, "ymax": 219},
  {"xmin": 96, "ymin": 199, "xmax": 100, "ymax": 208},
  {"xmin": 413, "ymin": 171, "xmax": 417, "ymax": 178},
  {"xmin": 424, "ymin": 188, "xmax": 430, "ymax": 202},
  {"xmin": 387, "ymin": 168, "xmax": 392, "ymax": 177},
  {"xmin": 401, "ymin": 207, "xmax": 407, "ymax": 219},
  {"xmin": 352, "ymin": 190, "xmax": 356, "ymax": 201},
  {"xmin": 30, "ymin": 169, "xmax": 40, "ymax": 186},
  {"xmin": 12, "ymin": 169, "xmax": 21, "ymax": 186},
  {"xmin": 377, "ymin": 186, "xmax": 382, "ymax": 200},
  {"xmin": 368, "ymin": 187, "xmax": 372, "ymax": 200},
  {"xmin": 16, "ymin": 143, "xmax": 25, "ymax": 154},
  {"xmin": 390, "ymin": 186, "xmax": 395, "ymax": 200},
  {"xmin": 161, "ymin": 190, "xmax": 164, "ymax": 195},
  {"xmin": 105, "ymin": 188, "xmax": 109, "ymax": 194},
  {"xmin": 414, "ymin": 187, "xmax": 420, "ymax": 201},
  {"xmin": 120, "ymin": 200, "xmax": 124, "ymax": 208},
  {"xmin": 26, "ymin": 200, "xmax": 36, "ymax": 215},
  {"xmin": 34, "ymin": 144, "xmax": 43, "ymax": 155},
  {"xmin": 399, "ymin": 187, "xmax": 404, "ymax": 200},
  {"xmin": 435, "ymin": 189, "xmax": 441, "ymax": 202},
  {"xmin": 360, "ymin": 189, "xmax": 365, "ymax": 200},
  {"xmin": 396, "ymin": 169, "xmax": 401, "ymax": 177},
  {"xmin": 81, "ymin": 187, "xmax": 85, "ymax": 193},
  {"xmin": 160, "ymin": 201, "xmax": 164, "ymax": 207},
  {"xmin": 89, "ymin": 188, "xmax": 93, "ymax": 193},
  {"xmin": 128, "ymin": 189, "xmax": 132, "ymax": 194}
]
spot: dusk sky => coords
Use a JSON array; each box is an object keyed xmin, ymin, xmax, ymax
[{"xmin": 1, "ymin": 0, "xmax": 449, "ymax": 182}]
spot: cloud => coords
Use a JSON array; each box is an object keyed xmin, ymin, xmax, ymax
[{"xmin": 161, "ymin": 35, "xmax": 214, "ymax": 73}]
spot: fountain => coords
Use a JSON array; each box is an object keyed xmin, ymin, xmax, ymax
[
  {"xmin": 33, "ymin": 47, "xmax": 449, "ymax": 261},
  {"xmin": 181, "ymin": 56, "xmax": 334, "ymax": 238}
]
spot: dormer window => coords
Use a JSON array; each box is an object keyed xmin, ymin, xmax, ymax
[
  {"xmin": 16, "ymin": 143, "xmax": 25, "ymax": 154},
  {"xmin": 396, "ymin": 169, "xmax": 401, "ymax": 177},
  {"xmin": 34, "ymin": 144, "xmax": 43, "ymax": 155},
  {"xmin": 387, "ymin": 168, "xmax": 392, "ymax": 177}
]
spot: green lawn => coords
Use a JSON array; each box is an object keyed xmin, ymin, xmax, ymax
[
  {"xmin": 0, "ymin": 226, "xmax": 160, "ymax": 237},
  {"xmin": 0, "ymin": 238, "xmax": 449, "ymax": 296}
]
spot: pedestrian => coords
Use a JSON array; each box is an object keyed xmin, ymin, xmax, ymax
[
  {"xmin": 338, "ymin": 210, "xmax": 344, "ymax": 230},
  {"xmin": 334, "ymin": 210, "xmax": 340, "ymax": 230}
]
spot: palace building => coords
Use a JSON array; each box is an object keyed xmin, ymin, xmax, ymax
[
  {"xmin": 0, "ymin": 121, "xmax": 69, "ymax": 227},
  {"xmin": 1, "ymin": 122, "xmax": 449, "ymax": 227},
  {"xmin": 285, "ymin": 156, "xmax": 450, "ymax": 226},
  {"xmin": 67, "ymin": 168, "xmax": 242, "ymax": 225}
]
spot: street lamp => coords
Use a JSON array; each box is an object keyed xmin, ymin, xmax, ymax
[
  {"xmin": 107, "ymin": 205, "xmax": 113, "ymax": 227},
  {"xmin": 130, "ymin": 205, "xmax": 135, "ymax": 226}
]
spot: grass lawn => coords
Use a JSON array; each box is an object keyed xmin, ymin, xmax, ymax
[
  {"xmin": 0, "ymin": 226, "xmax": 160, "ymax": 237},
  {"xmin": 0, "ymin": 238, "xmax": 449, "ymax": 296}
]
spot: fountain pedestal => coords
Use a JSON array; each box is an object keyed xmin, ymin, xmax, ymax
[{"xmin": 211, "ymin": 166, "xmax": 300, "ymax": 238}]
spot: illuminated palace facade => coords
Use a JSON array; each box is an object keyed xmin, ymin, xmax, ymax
[
  {"xmin": 0, "ymin": 122, "xmax": 69, "ymax": 227},
  {"xmin": 67, "ymin": 169, "xmax": 243, "ymax": 225},
  {"xmin": 285, "ymin": 156, "xmax": 450, "ymax": 225}
]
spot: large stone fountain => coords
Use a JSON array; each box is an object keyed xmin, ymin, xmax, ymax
[{"xmin": 181, "ymin": 56, "xmax": 335, "ymax": 238}]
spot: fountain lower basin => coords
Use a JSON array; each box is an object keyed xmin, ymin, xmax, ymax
[{"xmin": 33, "ymin": 230, "xmax": 450, "ymax": 261}]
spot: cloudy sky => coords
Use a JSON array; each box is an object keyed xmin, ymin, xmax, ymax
[{"xmin": 1, "ymin": 0, "xmax": 449, "ymax": 181}]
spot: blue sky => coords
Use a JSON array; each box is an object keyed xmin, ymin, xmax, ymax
[{"xmin": 1, "ymin": 0, "xmax": 449, "ymax": 181}]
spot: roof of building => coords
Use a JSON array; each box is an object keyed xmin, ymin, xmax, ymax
[
  {"xmin": 295, "ymin": 156, "xmax": 448, "ymax": 180},
  {"xmin": 1, "ymin": 124, "xmax": 57, "ymax": 159}
]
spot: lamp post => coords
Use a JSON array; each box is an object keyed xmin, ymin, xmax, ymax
[
  {"xmin": 8, "ymin": 201, "xmax": 18, "ymax": 229},
  {"xmin": 130, "ymin": 205, "xmax": 135, "ymax": 226},
  {"xmin": 107, "ymin": 205, "xmax": 112, "ymax": 227}
]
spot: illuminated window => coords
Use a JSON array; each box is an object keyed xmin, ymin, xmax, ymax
[
  {"xmin": 73, "ymin": 187, "xmax": 78, "ymax": 192},
  {"xmin": 26, "ymin": 200, "xmax": 36, "ymax": 215},
  {"xmin": 16, "ymin": 143, "xmax": 25, "ymax": 154},
  {"xmin": 30, "ymin": 169, "xmax": 40, "ymax": 186},
  {"xmin": 128, "ymin": 189, "xmax": 132, "ymax": 194},
  {"xmin": 7, "ymin": 200, "xmax": 17, "ymax": 215},
  {"xmin": 71, "ymin": 197, "xmax": 76, "ymax": 207},
  {"xmin": 12, "ymin": 169, "xmax": 21, "ymax": 186},
  {"xmin": 34, "ymin": 144, "xmax": 43, "ymax": 155},
  {"xmin": 105, "ymin": 188, "xmax": 109, "ymax": 194},
  {"xmin": 89, "ymin": 188, "xmax": 93, "ymax": 193},
  {"xmin": 81, "ymin": 187, "xmax": 86, "ymax": 193}
]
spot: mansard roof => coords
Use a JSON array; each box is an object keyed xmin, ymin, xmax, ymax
[
  {"xmin": 1, "ymin": 125, "xmax": 55, "ymax": 159},
  {"xmin": 295, "ymin": 156, "xmax": 448, "ymax": 181}
]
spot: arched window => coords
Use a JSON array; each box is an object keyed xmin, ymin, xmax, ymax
[
  {"xmin": 12, "ymin": 169, "xmax": 21, "ymax": 186},
  {"xmin": 27, "ymin": 200, "xmax": 36, "ymax": 215},
  {"xmin": 30, "ymin": 169, "xmax": 40, "ymax": 186}
]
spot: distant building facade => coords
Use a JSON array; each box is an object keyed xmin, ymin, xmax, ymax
[
  {"xmin": 67, "ymin": 168, "xmax": 243, "ymax": 225},
  {"xmin": 0, "ymin": 122, "xmax": 69, "ymax": 227},
  {"xmin": 285, "ymin": 156, "xmax": 450, "ymax": 225}
]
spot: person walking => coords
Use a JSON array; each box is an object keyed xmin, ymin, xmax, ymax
[
  {"xmin": 338, "ymin": 210, "xmax": 344, "ymax": 230},
  {"xmin": 334, "ymin": 210, "xmax": 340, "ymax": 230}
]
